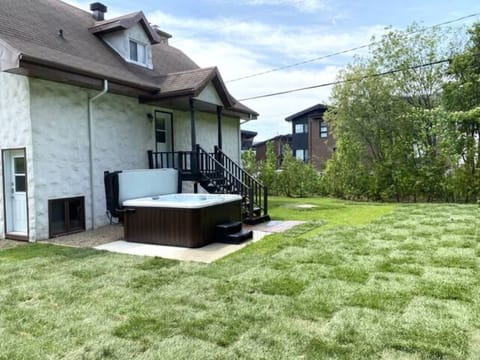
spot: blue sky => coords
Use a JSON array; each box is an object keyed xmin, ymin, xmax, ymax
[{"xmin": 67, "ymin": 0, "xmax": 480, "ymax": 141}]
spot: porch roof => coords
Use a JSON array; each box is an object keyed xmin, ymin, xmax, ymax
[{"xmin": 143, "ymin": 67, "xmax": 259, "ymax": 119}]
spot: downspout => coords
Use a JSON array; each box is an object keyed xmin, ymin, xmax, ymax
[{"xmin": 88, "ymin": 80, "xmax": 109, "ymax": 229}]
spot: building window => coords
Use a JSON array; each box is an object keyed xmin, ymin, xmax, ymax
[
  {"xmin": 295, "ymin": 149, "xmax": 308, "ymax": 162},
  {"xmin": 320, "ymin": 123, "xmax": 328, "ymax": 138},
  {"xmin": 129, "ymin": 39, "xmax": 147, "ymax": 65},
  {"xmin": 13, "ymin": 156, "xmax": 26, "ymax": 192},
  {"xmin": 49, "ymin": 197, "xmax": 85, "ymax": 238},
  {"xmin": 294, "ymin": 123, "xmax": 308, "ymax": 134},
  {"xmin": 155, "ymin": 117, "xmax": 166, "ymax": 144},
  {"xmin": 295, "ymin": 149, "xmax": 304, "ymax": 160}
]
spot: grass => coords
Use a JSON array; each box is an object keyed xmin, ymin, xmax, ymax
[{"xmin": 1, "ymin": 198, "xmax": 480, "ymax": 359}]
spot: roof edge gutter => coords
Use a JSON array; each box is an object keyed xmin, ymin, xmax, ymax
[
  {"xmin": 19, "ymin": 54, "xmax": 159, "ymax": 93},
  {"xmin": 88, "ymin": 80, "xmax": 109, "ymax": 230}
]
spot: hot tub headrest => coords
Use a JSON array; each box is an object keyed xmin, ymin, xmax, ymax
[{"xmin": 118, "ymin": 169, "xmax": 178, "ymax": 204}]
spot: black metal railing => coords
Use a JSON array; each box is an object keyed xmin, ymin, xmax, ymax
[
  {"xmin": 196, "ymin": 145, "xmax": 250, "ymax": 203},
  {"xmin": 148, "ymin": 150, "xmax": 195, "ymax": 174},
  {"xmin": 214, "ymin": 146, "xmax": 268, "ymax": 218},
  {"xmin": 148, "ymin": 146, "xmax": 268, "ymax": 220}
]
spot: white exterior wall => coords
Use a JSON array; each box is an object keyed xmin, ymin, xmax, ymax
[
  {"xmin": 1, "ymin": 75, "xmax": 241, "ymax": 241},
  {"xmin": 172, "ymin": 110, "xmax": 240, "ymax": 194},
  {"xmin": 172, "ymin": 110, "xmax": 240, "ymax": 163},
  {"xmin": 30, "ymin": 79, "xmax": 154, "ymax": 239},
  {"xmin": 0, "ymin": 72, "xmax": 35, "ymax": 240}
]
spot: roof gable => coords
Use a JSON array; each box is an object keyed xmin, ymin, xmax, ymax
[
  {"xmin": 89, "ymin": 12, "xmax": 163, "ymax": 44},
  {"xmin": 195, "ymin": 82, "xmax": 223, "ymax": 106}
]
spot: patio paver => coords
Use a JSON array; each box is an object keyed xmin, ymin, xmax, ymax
[{"xmin": 94, "ymin": 221, "xmax": 303, "ymax": 263}]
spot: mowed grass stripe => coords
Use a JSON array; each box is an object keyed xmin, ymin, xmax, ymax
[{"xmin": 0, "ymin": 199, "xmax": 478, "ymax": 359}]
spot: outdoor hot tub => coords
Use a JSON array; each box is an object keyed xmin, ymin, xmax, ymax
[{"xmin": 122, "ymin": 193, "xmax": 242, "ymax": 247}]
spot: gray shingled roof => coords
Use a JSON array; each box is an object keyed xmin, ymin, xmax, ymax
[
  {"xmin": 285, "ymin": 104, "xmax": 328, "ymax": 121},
  {"xmin": 0, "ymin": 0, "xmax": 256, "ymax": 116},
  {"xmin": 89, "ymin": 11, "xmax": 163, "ymax": 44},
  {"xmin": 153, "ymin": 67, "xmax": 258, "ymax": 116}
]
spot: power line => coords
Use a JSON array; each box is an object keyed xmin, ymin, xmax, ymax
[
  {"xmin": 238, "ymin": 58, "xmax": 451, "ymax": 101},
  {"xmin": 227, "ymin": 11, "xmax": 480, "ymax": 83}
]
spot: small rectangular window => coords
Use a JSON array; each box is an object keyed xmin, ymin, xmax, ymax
[
  {"xmin": 129, "ymin": 39, "xmax": 147, "ymax": 65},
  {"xmin": 15, "ymin": 176, "xmax": 26, "ymax": 192},
  {"xmin": 129, "ymin": 40, "xmax": 138, "ymax": 62},
  {"xmin": 138, "ymin": 43, "xmax": 146, "ymax": 64},
  {"xmin": 13, "ymin": 156, "xmax": 26, "ymax": 192},
  {"xmin": 156, "ymin": 131, "xmax": 166, "ymax": 143},
  {"xmin": 295, "ymin": 149, "xmax": 304, "ymax": 161},
  {"xmin": 155, "ymin": 117, "xmax": 167, "ymax": 144},
  {"xmin": 14, "ymin": 157, "xmax": 26, "ymax": 174},
  {"xmin": 294, "ymin": 123, "xmax": 308, "ymax": 134},
  {"xmin": 320, "ymin": 123, "xmax": 328, "ymax": 138}
]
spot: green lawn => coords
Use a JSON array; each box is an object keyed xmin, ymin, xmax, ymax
[{"xmin": 1, "ymin": 198, "xmax": 480, "ymax": 359}]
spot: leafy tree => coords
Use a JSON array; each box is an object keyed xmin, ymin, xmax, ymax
[
  {"xmin": 241, "ymin": 148, "xmax": 257, "ymax": 176},
  {"xmin": 277, "ymin": 145, "xmax": 321, "ymax": 197},
  {"xmin": 442, "ymin": 23, "xmax": 480, "ymax": 202},
  {"xmin": 259, "ymin": 141, "xmax": 278, "ymax": 194},
  {"xmin": 325, "ymin": 24, "xmax": 453, "ymax": 201}
]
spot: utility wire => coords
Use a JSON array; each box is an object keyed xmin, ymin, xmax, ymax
[
  {"xmin": 227, "ymin": 11, "xmax": 480, "ymax": 83},
  {"xmin": 238, "ymin": 58, "xmax": 451, "ymax": 101}
]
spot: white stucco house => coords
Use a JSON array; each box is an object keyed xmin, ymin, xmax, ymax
[{"xmin": 0, "ymin": 1, "xmax": 263, "ymax": 242}]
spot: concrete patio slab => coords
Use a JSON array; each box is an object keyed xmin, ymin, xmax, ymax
[
  {"xmin": 243, "ymin": 220, "xmax": 305, "ymax": 233},
  {"xmin": 94, "ymin": 221, "xmax": 303, "ymax": 263}
]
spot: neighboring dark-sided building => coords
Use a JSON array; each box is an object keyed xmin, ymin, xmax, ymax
[
  {"xmin": 285, "ymin": 104, "xmax": 335, "ymax": 171},
  {"xmin": 241, "ymin": 130, "xmax": 258, "ymax": 151},
  {"xmin": 254, "ymin": 134, "xmax": 292, "ymax": 168}
]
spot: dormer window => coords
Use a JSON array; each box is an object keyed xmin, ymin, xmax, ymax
[
  {"xmin": 129, "ymin": 39, "xmax": 147, "ymax": 65},
  {"xmin": 89, "ymin": 11, "xmax": 165, "ymax": 70}
]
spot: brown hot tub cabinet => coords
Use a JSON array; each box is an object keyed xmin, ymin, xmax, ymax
[{"xmin": 123, "ymin": 199, "xmax": 242, "ymax": 248}]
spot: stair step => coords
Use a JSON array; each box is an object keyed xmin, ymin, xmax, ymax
[
  {"xmin": 220, "ymin": 230, "xmax": 253, "ymax": 244},
  {"xmin": 215, "ymin": 221, "xmax": 243, "ymax": 242}
]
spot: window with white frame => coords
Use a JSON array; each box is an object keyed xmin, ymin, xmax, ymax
[{"xmin": 129, "ymin": 39, "xmax": 147, "ymax": 65}]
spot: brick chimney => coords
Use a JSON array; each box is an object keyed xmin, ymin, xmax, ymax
[{"xmin": 90, "ymin": 2, "xmax": 107, "ymax": 21}]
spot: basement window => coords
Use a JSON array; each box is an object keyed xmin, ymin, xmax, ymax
[
  {"xmin": 49, "ymin": 197, "xmax": 85, "ymax": 238},
  {"xmin": 129, "ymin": 39, "xmax": 147, "ymax": 65}
]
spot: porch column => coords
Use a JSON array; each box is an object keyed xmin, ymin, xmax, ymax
[
  {"xmin": 217, "ymin": 106, "xmax": 223, "ymax": 150},
  {"xmin": 189, "ymin": 97, "xmax": 196, "ymax": 150}
]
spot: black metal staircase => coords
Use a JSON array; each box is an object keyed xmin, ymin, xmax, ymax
[{"xmin": 148, "ymin": 145, "xmax": 269, "ymax": 224}]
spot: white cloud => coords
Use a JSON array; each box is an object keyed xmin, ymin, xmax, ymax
[
  {"xmin": 147, "ymin": 10, "xmax": 386, "ymax": 140},
  {"xmin": 245, "ymin": 0, "xmax": 327, "ymax": 13},
  {"xmin": 149, "ymin": 10, "xmax": 385, "ymax": 60},
  {"xmin": 62, "ymin": 1, "xmax": 386, "ymax": 141}
]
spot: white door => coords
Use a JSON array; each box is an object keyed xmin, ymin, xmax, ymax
[
  {"xmin": 154, "ymin": 111, "xmax": 173, "ymax": 167},
  {"xmin": 5, "ymin": 151, "xmax": 28, "ymax": 235},
  {"xmin": 155, "ymin": 111, "xmax": 172, "ymax": 153}
]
